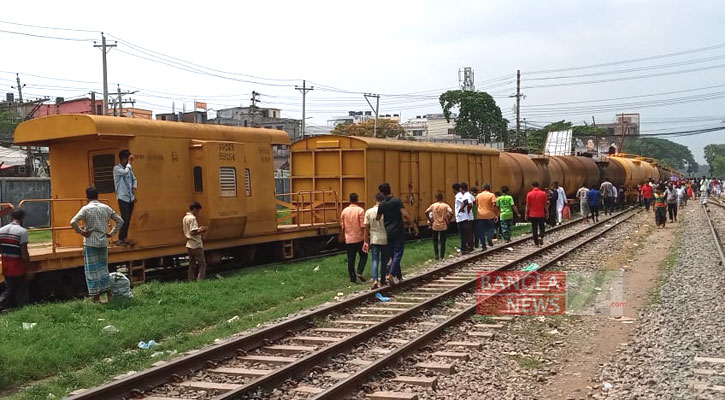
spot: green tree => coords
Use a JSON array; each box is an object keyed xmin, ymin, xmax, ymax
[
  {"xmin": 623, "ymin": 137, "xmax": 698, "ymax": 173},
  {"xmin": 331, "ymin": 119, "xmax": 407, "ymax": 138},
  {"xmin": 439, "ymin": 90, "xmax": 508, "ymax": 144},
  {"xmin": 703, "ymin": 144, "xmax": 725, "ymax": 176},
  {"xmin": 0, "ymin": 111, "xmax": 20, "ymax": 146}
]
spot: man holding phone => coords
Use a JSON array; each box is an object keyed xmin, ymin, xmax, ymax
[{"xmin": 183, "ymin": 202, "xmax": 208, "ymax": 281}]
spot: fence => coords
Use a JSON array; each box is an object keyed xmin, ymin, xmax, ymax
[{"xmin": 0, "ymin": 177, "xmax": 51, "ymax": 227}]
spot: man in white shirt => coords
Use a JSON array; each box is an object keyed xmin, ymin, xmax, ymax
[
  {"xmin": 576, "ymin": 185, "xmax": 589, "ymax": 221},
  {"xmin": 454, "ymin": 182, "xmax": 475, "ymax": 254},
  {"xmin": 556, "ymin": 183, "xmax": 567, "ymax": 225},
  {"xmin": 363, "ymin": 193, "xmax": 388, "ymax": 289},
  {"xmin": 113, "ymin": 149, "xmax": 137, "ymax": 246}
]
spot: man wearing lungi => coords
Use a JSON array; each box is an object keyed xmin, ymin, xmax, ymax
[{"xmin": 71, "ymin": 187, "xmax": 124, "ymax": 302}]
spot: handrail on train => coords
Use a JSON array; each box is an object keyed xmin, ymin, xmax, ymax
[
  {"xmin": 18, "ymin": 198, "xmax": 111, "ymax": 254},
  {"xmin": 275, "ymin": 190, "xmax": 339, "ymax": 228}
]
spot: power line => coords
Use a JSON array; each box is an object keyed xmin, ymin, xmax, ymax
[
  {"xmin": 526, "ymin": 43, "xmax": 725, "ymax": 75},
  {"xmin": 0, "ymin": 28, "xmax": 94, "ymax": 42},
  {"xmin": 0, "ymin": 19, "xmax": 99, "ymax": 33}
]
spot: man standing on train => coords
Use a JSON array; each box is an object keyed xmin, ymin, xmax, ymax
[{"xmin": 113, "ymin": 149, "xmax": 137, "ymax": 246}]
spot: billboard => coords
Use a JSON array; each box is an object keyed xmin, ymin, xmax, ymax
[
  {"xmin": 544, "ymin": 129, "xmax": 573, "ymax": 156},
  {"xmin": 574, "ymin": 136, "xmax": 620, "ymax": 157}
]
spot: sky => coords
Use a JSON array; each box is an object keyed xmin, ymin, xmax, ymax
[{"xmin": 1, "ymin": 0, "xmax": 724, "ymax": 163}]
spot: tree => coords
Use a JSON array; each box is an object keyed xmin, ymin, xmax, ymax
[
  {"xmin": 623, "ymin": 137, "xmax": 698, "ymax": 173},
  {"xmin": 439, "ymin": 90, "xmax": 508, "ymax": 144},
  {"xmin": 331, "ymin": 119, "xmax": 407, "ymax": 138},
  {"xmin": 704, "ymin": 144, "xmax": 725, "ymax": 176},
  {"xmin": 0, "ymin": 111, "xmax": 21, "ymax": 146}
]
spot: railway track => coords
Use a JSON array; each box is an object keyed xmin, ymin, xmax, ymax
[
  {"xmin": 67, "ymin": 208, "xmax": 641, "ymax": 400},
  {"xmin": 704, "ymin": 198, "xmax": 725, "ymax": 266}
]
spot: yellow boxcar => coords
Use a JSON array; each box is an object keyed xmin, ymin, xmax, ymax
[
  {"xmin": 290, "ymin": 136, "xmax": 500, "ymax": 226},
  {"xmin": 7, "ymin": 115, "xmax": 339, "ymax": 286}
]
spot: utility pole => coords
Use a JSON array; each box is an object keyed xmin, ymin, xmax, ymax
[
  {"xmin": 250, "ymin": 91, "xmax": 260, "ymax": 126},
  {"xmin": 113, "ymin": 85, "xmax": 137, "ymax": 117},
  {"xmin": 364, "ymin": 93, "xmax": 381, "ymax": 137},
  {"xmin": 516, "ymin": 69, "xmax": 521, "ymax": 146},
  {"xmin": 459, "ymin": 67, "xmax": 475, "ymax": 91},
  {"xmin": 94, "ymin": 32, "xmax": 117, "ymax": 115},
  {"xmin": 295, "ymin": 80, "xmax": 314, "ymax": 140},
  {"xmin": 11, "ymin": 73, "xmax": 26, "ymax": 118}
]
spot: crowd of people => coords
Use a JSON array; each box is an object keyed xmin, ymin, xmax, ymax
[{"xmin": 3, "ymin": 159, "xmax": 724, "ymax": 311}]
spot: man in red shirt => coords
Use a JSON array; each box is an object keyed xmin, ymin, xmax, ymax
[
  {"xmin": 641, "ymin": 180, "xmax": 654, "ymax": 212},
  {"xmin": 525, "ymin": 181, "xmax": 550, "ymax": 246},
  {"xmin": 0, "ymin": 210, "xmax": 31, "ymax": 310}
]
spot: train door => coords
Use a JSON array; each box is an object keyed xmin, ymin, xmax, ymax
[{"xmin": 400, "ymin": 152, "xmax": 420, "ymax": 224}]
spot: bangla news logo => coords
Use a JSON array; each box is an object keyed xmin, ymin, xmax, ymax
[{"xmin": 475, "ymin": 271, "xmax": 567, "ymax": 315}]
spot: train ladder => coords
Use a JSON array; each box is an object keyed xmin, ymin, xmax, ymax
[{"xmin": 129, "ymin": 259, "xmax": 146, "ymax": 285}]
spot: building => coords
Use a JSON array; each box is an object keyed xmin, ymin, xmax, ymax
[
  {"xmin": 597, "ymin": 113, "xmax": 640, "ymax": 136},
  {"xmin": 402, "ymin": 114, "xmax": 458, "ymax": 140},
  {"xmin": 209, "ymin": 106, "xmax": 301, "ymax": 142},
  {"xmin": 156, "ymin": 111, "xmax": 208, "ymax": 124},
  {"xmin": 327, "ymin": 111, "xmax": 400, "ymax": 127}
]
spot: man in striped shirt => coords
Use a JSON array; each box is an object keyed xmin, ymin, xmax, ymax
[
  {"xmin": 0, "ymin": 210, "xmax": 30, "ymax": 311},
  {"xmin": 71, "ymin": 187, "xmax": 124, "ymax": 302}
]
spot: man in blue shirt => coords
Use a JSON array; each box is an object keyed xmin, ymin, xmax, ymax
[
  {"xmin": 586, "ymin": 185, "xmax": 601, "ymax": 223},
  {"xmin": 113, "ymin": 149, "xmax": 137, "ymax": 246}
]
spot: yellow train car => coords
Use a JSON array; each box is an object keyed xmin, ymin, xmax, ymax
[
  {"xmin": 290, "ymin": 136, "xmax": 500, "ymax": 226},
  {"xmin": 5, "ymin": 115, "xmax": 340, "ymax": 289}
]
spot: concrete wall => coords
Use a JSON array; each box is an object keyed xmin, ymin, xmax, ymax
[{"xmin": 0, "ymin": 178, "xmax": 50, "ymax": 227}]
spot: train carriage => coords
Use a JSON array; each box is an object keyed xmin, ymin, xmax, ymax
[{"xmin": 290, "ymin": 136, "xmax": 500, "ymax": 226}]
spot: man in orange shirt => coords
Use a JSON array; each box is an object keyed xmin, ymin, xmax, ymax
[
  {"xmin": 341, "ymin": 193, "xmax": 367, "ymax": 283},
  {"xmin": 475, "ymin": 183, "xmax": 497, "ymax": 251},
  {"xmin": 525, "ymin": 181, "xmax": 550, "ymax": 246},
  {"xmin": 425, "ymin": 192, "xmax": 453, "ymax": 260}
]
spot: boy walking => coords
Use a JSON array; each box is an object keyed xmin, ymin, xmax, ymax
[
  {"xmin": 377, "ymin": 183, "xmax": 418, "ymax": 284},
  {"xmin": 496, "ymin": 186, "xmax": 520, "ymax": 242},
  {"xmin": 364, "ymin": 193, "xmax": 388, "ymax": 289},
  {"xmin": 183, "ymin": 202, "xmax": 208, "ymax": 281},
  {"xmin": 71, "ymin": 187, "xmax": 124, "ymax": 302},
  {"xmin": 341, "ymin": 193, "xmax": 367, "ymax": 283},
  {"xmin": 425, "ymin": 192, "xmax": 453, "ymax": 260}
]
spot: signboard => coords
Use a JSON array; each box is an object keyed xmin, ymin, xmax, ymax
[
  {"xmin": 544, "ymin": 129, "xmax": 573, "ymax": 156},
  {"xmin": 574, "ymin": 136, "xmax": 620, "ymax": 157},
  {"xmin": 195, "ymin": 101, "xmax": 207, "ymax": 110}
]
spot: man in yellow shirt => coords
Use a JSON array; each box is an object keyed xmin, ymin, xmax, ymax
[{"xmin": 475, "ymin": 183, "xmax": 497, "ymax": 250}]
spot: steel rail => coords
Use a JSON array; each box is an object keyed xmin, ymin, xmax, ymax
[
  {"xmin": 219, "ymin": 208, "xmax": 640, "ymax": 399},
  {"xmin": 311, "ymin": 208, "xmax": 642, "ymax": 399},
  {"xmin": 67, "ymin": 212, "xmax": 614, "ymax": 400},
  {"xmin": 703, "ymin": 200, "xmax": 725, "ymax": 267}
]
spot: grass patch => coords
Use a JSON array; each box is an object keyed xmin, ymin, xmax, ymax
[
  {"xmin": 1, "ymin": 233, "xmax": 466, "ymax": 398},
  {"xmin": 27, "ymin": 230, "xmax": 51, "ymax": 243},
  {"xmin": 648, "ymin": 230, "xmax": 681, "ymax": 306},
  {"xmin": 510, "ymin": 354, "xmax": 542, "ymax": 370},
  {"xmin": 3, "ymin": 225, "xmax": 532, "ymax": 399},
  {"xmin": 470, "ymin": 314, "xmax": 493, "ymax": 323}
]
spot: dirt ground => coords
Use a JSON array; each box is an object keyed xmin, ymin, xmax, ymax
[{"xmin": 540, "ymin": 209, "xmax": 679, "ymax": 400}]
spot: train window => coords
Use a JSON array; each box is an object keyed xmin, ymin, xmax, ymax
[
  {"xmin": 92, "ymin": 154, "xmax": 116, "ymax": 194},
  {"xmin": 245, "ymin": 168, "xmax": 252, "ymax": 197},
  {"xmin": 219, "ymin": 167, "xmax": 237, "ymax": 197},
  {"xmin": 193, "ymin": 166, "xmax": 203, "ymax": 192}
]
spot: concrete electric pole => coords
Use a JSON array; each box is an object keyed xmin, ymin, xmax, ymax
[
  {"xmin": 364, "ymin": 93, "xmax": 381, "ymax": 137},
  {"xmin": 11, "ymin": 73, "xmax": 26, "ymax": 118},
  {"xmin": 113, "ymin": 85, "xmax": 138, "ymax": 117},
  {"xmin": 94, "ymin": 33, "xmax": 117, "ymax": 116},
  {"xmin": 516, "ymin": 69, "xmax": 521, "ymax": 146},
  {"xmin": 295, "ymin": 80, "xmax": 314, "ymax": 140}
]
